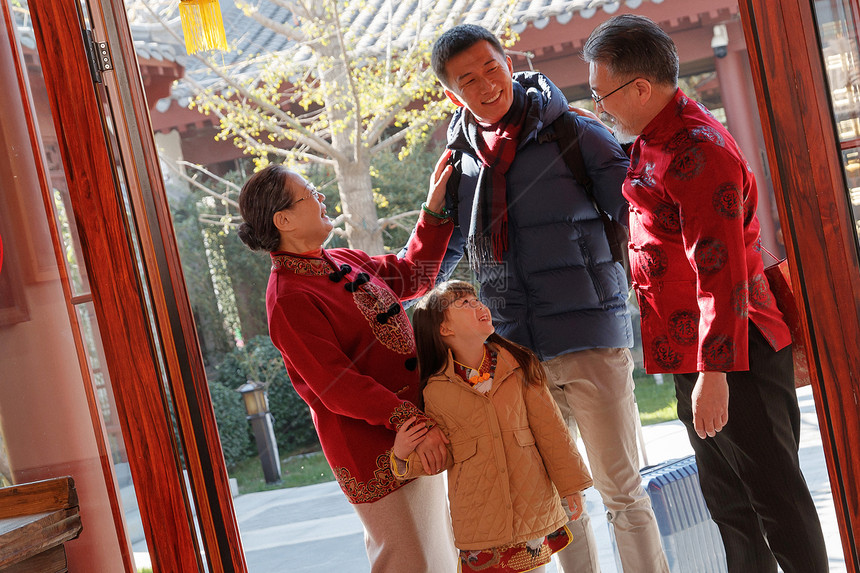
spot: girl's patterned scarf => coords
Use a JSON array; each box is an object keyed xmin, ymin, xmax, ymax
[
  {"xmin": 453, "ymin": 345, "xmax": 498, "ymax": 390},
  {"xmin": 462, "ymin": 83, "xmax": 528, "ymax": 272}
]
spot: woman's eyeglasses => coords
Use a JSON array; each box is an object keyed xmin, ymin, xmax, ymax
[
  {"xmin": 293, "ymin": 185, "xmax": 323, "ymax": 205},
  {"xmin": 276, "ymin": 185, "xmax": 323, "ymax": 212}
]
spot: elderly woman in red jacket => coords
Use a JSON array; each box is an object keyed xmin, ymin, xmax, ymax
[{"xmin": 237, "ymin": 155, "xmax": 457, "ymax": 572}]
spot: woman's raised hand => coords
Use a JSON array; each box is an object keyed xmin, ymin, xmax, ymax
[{"xmin": 425, "ymin": 149, "xmax": 454, "ymax": 215}]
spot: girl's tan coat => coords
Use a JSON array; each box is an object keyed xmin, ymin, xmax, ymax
[{"xmin": 393, "ymin": 345, "xmax": 592, "ymax": 550}]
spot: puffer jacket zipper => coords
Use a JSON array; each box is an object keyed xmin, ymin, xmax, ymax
[
  {"xmin": 507, "ymin": 229, "xmax": 541, "ymax": 359},
  {"xmin": 579, "ymin": 238, "xmax": 607, "ymax": 303}
]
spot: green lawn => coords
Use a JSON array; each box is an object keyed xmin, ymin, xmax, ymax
[
  {"xmin": 633, "ymin": 371, "xmax": 678, "ymax": 425},
  {"xmin": 231, "ymin": 450, "xmax": 334, "ymax": 494},
  {"xmin": 231, "ymin": 372, "xmax": 678, "ymax": 493}
]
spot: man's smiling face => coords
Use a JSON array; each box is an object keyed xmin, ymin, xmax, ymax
[{"xmin": 442, "ymin": 40, "xmax": 514, "ymax": 125}]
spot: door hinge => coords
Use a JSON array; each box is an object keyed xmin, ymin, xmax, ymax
[{"xmin": 84, "ymin": 29, "xmax": 113, "ymax": 83}]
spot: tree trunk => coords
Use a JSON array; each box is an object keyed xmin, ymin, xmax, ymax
[
  {"xmin": 334, "ymin": 158, "xmax": 384, "ymax": 254},
  {"xmin": 316, "ymin": 42, "xmax": 384, "ymax": 254}
]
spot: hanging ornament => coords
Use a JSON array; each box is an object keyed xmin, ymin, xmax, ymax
[{"xmin": 178, "ymin": 0, "xmax": 229, "ymax": 54}]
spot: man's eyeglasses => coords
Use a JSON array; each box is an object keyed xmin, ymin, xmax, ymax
[{"xmin": 591, "ymin": 77, "xmax": 637, "ymax": 106}]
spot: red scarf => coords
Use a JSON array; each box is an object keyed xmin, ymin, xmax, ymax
[
  {"xmin": 475, "ymin": 120, "xmax": 522, "ymax": 261},
  {"xmin": 463, "ymin": 84, "xmax": 528, "ymax": 269}
]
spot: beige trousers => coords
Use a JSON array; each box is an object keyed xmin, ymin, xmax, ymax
[
  {"xmin": 353, "ymin": 473, "xmax": 457, "ymax": 573},
  {"xmin": 543, "ymin": 348, "xmax": 669, "ymax": 573}
]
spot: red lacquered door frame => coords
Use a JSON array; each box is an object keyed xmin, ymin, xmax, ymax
[
  {"xmin": 739, "ymin": 0, "xmax": 860, "ymax": 568},
  {"xmin": 28, "ymin": 0, "xmax": 246, "ymax": 570}
]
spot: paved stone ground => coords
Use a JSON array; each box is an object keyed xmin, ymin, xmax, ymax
[
  {"xmin": 229, "ymin": 386, "xmax": 846, "ymax": 572},
  {"xmin": 134, "ymin": 385, "xmax": 847, "ymax": 572}
]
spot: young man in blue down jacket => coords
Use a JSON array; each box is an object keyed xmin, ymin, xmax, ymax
[{"xmin": 423, "ymin": 24, "xmax": 669, "ymax": 573}]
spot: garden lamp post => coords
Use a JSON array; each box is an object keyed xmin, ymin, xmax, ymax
[{"xmin": 236, "ymin": 380, "xmax": 281, "ymax": 484}]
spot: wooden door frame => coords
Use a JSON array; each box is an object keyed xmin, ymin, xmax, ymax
[
  {"xmin": 87, "ymin": 0, "xmax": 247, "ymax": 570},
  {"xmin": 26, "ymin": 1, "xmax": 246, "ymax": 570},
  {"xmin": 739, "ymin": 0, "xmax": 860, "ymax": 568}
]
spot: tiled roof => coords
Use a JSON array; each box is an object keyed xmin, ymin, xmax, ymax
[
  {"xmin": 13, "ymin": 1, "xmax": 659, "ymax": 68},
  {"xmin": 510, "ymin": 0, "xmax": 655, "ymax": 32},
  {"xmin": 126, "ymin": 0, "xmax": 664, "ymax": 103}
]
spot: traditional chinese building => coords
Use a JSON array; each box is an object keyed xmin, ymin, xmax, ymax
[{"xmin": 0, "ymin": 1, "xmax": 858, "ymax": 571}]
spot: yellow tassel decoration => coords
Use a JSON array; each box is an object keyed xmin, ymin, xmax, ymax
[{"xmin": 178, "ymin": 0, "xmax": 229, "ymax": 54}]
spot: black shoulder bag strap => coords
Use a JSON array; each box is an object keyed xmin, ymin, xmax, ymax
[
  {"xmin": 444, "ymin": 150, "xmax": 462, "ymax": 228},
  {"xmin": 551, "ymin": 112, "xmax": 631, "ymax": 287}
]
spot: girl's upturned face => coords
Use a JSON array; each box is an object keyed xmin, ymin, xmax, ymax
[{"xmin": 441, "ymin": 294, "xmax": 495, "ymax": 340}]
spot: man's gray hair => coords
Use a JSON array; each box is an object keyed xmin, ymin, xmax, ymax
[{"xmin": 582, "ymin": 14, "xmax": 679, "ymax": 87}]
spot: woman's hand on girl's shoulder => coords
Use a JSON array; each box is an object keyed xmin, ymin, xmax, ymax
[{"xmin": 393, "ymin": 416, "xmax": 429, "ymax": 460}]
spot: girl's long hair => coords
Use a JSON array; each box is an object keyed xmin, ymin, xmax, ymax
[{"xmin": 413, "ymin": 281, "xmax": 545, "ymax": 405}]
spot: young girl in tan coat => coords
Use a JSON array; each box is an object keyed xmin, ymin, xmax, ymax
[{"xmin": 392, "ymin": 281, "xmax": 593, "ymax": 573}]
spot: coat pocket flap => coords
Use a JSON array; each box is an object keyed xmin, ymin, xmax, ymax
[
  {"xmin": 514, "ymin": 428, "xmax": 536, "ymax": 446},
  {"xmin": 451, "ymin": 438, "xmax": 478, "ymax": 463}
]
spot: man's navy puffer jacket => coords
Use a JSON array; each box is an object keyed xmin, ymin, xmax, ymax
[{"xmin": 438, "ymin": 72, "xmax": 633, "ymax": 361}]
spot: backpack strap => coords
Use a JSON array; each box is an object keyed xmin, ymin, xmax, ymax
[
  {"xmin": 546, "ymin": 112, "xmax": 631, "ymax": 286},
  {"xmin": 550, "ymin": 111, "xmax": 594, "ymax": 197}
]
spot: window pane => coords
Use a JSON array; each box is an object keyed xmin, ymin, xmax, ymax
[
  {"xmin": 815, "ymin": 0, "xmax": 860, "ymax": 250},
  {"xmin": 0, "ymin": 1, "xmax": 140, "ymax": 569}
]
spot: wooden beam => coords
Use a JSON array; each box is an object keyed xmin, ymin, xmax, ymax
[
  {"xmin": 0, "ymin": 477, "xmax": 82, "ymax": 571},
  {"xmin": 0, "ymin": 478, "xmax": 76, "ymax": 518}
]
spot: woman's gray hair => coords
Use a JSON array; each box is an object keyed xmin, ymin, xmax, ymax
[
  {"xmin": 582, "ymin": 14, "xmax": 679, "ymax": 87},
  {"xmin": 238, "ymin": 164, "xmax": 295, "ymax": 252}
]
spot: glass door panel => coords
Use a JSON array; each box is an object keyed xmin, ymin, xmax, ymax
[
  {"xmin": 1, "ymin": 1, "xmax": 139, "ymax": 570},
  {"xmin": 814, "ymin": 0, "xmax": 860, "ymax": 251},
  {"xmin": 843, "ymin": 148, "xmax": 860, "ymax": 238}
]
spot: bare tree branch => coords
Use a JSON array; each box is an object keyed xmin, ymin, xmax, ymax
[
  {"xmin": 199, "ymin": 214, "xmax": 243, "ymax": 226},
  {"xmin": 161, "ymin": 156, "xmax": 240, "ymax": 207},
  {"xmin": 331, "ymin": 0, "xmax": 363, "ymax": 163},
  {"xmin": 364, "ymin": 87, "xmax": 413, "ymax": 145},
  {"xmin": 237, "ymin": 1, "xmax": 307, "ymax": 43},
  {"xmin": 177, "ymin": 161, "xmax": 242, "ymax": 194},
  {"xmin": 139, "ymin": 0, "xmax": 345, "ymax": 162},
  {"xmin": 369, "ymin": 111, "xmax": 441, "ymax": 154},
  {"xmin": 379, "ymin": 209, "xmax": 420, "ymax": 228},
  {"xmin": 383, "ymin": 219, "xmax": 417, "ymax": 233}
]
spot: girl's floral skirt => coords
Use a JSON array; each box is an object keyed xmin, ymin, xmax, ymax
[{"xmin": 458, "ymin": 525, "xmax": 571, "ymax": 573}]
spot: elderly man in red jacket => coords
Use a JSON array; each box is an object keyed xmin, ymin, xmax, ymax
[{"xmin": 583, "ymin": 14, "xmax": 828, "ymax": 573}]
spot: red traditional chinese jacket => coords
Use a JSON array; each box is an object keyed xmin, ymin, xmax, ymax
[
  {"xmin": 625, "ymin": 89, "xmax": 791, "ymax": 374},
  {"xmin": 266, "ymin": 213, "xmax": 453, "ymax": 503}
]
